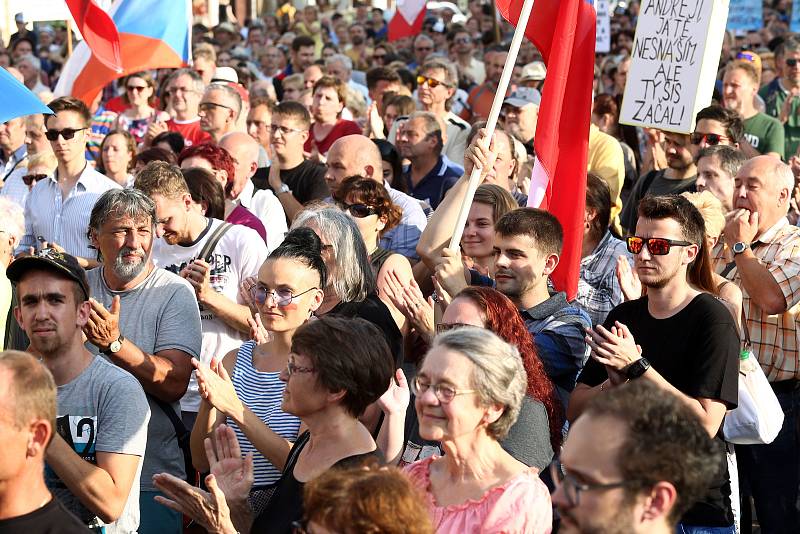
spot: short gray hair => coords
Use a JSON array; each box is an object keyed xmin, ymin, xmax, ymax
[
  {"xmin": 697, "ymin": 145, "xmax": 747, "ymax": 180},
  {"xmin": 408, "ymin": 111, "xmax": 443, "ymax": 153},
  {"xmin": 205, "ymin": 84, "xmax": 242, "ymax": 120},
  {"xmin": 773, "ymin": 159, "xmax": 796, "ymax": 196},
  {"xmin": 421, "ymin": 58, "xmax": 459, "ymax": 110},
  {"xmin": 430, "ymin": 327, "xmax": 527, "ymax": 440},
  {"xmin": 292, "ymin": 206, "xmax": 375, "ymax": 302},
  {"xmin": 88, "ymin": 189, "xmax": 157, "ymax": 237},
  {"xmin": 326, "ymin": 53, "xmax": 352, "ymax": 72},
  {"xmin": 167, "ymin": 68, "xmax": 205, "ymax": 95},
  {"xmin": 0, "ymin": 197, "xmax": 24, "ymax": 245},
  {"xmin": 17, "ymin": 54, "xmax": 40, "ymax": 71}
]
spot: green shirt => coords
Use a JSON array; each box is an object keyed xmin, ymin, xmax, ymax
[
  {"xmin": 743, "ymin": 112, "xmax": 785, "ymax": 160},
  {"xmin": 759, "ymin": 81, "xmax": 800, "ymax": 158}
]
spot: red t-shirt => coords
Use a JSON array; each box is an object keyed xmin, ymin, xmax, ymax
[
  {"xmin": 304, "ymin": 119, "xmax": 362, "ymax": 156},
  {"xmin": 166, "ymin": 117, "xmax": 212, "ymax": 147}
]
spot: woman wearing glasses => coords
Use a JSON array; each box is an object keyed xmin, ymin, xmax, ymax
[
  {"xmin": 336, "ymin": 176, "xmax": 413, "ymax": 332},
  {"xmin": 188, "ymin": 228, "xmax": 325, "ymax": 514},
  {"xmin": 402, "ymin": 328, "xmax": 553, "ymax": 533},
  {"xmin": 156, "ymin": 316, "xmax": 394, "ymax": 534},
  {"xmin": 114, "ymin": 72, "xmax": 169, "ymax": 144}
]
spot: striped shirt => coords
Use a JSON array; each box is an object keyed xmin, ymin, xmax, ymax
[
  {"xmin": 228, "ymin": 341, "xmax": 301, "ymax": 487},
  {"xmin": 715, "ymin": 217, "xmax": 800, "ymax": 381},
  {"xmin": 21, "ymin": 164, "xmax": 121, "ymax": 259}
]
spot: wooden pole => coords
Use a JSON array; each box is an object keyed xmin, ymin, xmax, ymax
[
  {"xmin": 447, "ymin": 0, "xmax": 536, "ymax": 250},
  {"xmin": 66, "ymin": 19, "xmax": 73, "ymax": 57}
]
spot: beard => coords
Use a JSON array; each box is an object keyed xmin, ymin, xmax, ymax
[
  {"xmin": 351, "ymin": 36, "xmax": 364, "ymax": 46},
  {"xmin": 113, "ymin": 246, "xmax": 148, "ymax": 283}
]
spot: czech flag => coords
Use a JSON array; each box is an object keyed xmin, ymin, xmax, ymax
[
  {"xmin": 55, "ymin": 0, "xmax": 191, "ymax": 106},
  {"xmin": 388, "ymin": 0, "xmax": 426, "ymax": 41},
  {"xmin": 497, "ymin": 0, "xmax": 596, "ymax": 301}
]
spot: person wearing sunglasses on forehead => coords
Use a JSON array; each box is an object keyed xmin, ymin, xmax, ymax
[
  {"xmin": 571, "ymin": 195, "xmax": 740, "ymax": 534},
  {"xmin": 556, "ymin": 380, "xmax": 721, "ymax": 534},
  {"xmin": 20, "ymin": 97, "xmax": 121, "ymax": 267},
  {"xmin": 114, "ymin": 72, "xmax": 170, "ymax": 145},
  {"xmin": 722, "ymin": 60, "xmax": 785, "ymax": 160},
  {"xmin": 759, "ymin": 35, "xmax": 800, "ymax": 157},
  {"xmin": 187, "ymin": 228, "xmax": 324, "ymax": 515},
  {"xmin": 335, "ymin": 176, "xmax": 412, "ymax": 335}
]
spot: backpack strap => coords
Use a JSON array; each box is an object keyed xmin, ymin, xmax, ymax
[{"xmin": 198, "ymin": 221, "xmax": 233, "ymax": 263}]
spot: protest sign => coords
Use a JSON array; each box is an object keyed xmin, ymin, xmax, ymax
[
  {"xmin": 596, "ymin": 0, "xmax": 611, "ymax": 53},
  {"xmin": 727, "ymin": 0, "xmax": 763, "ymax": 32},
  {"xmin": 619, "ymin": 0, "xmax": 729, "ymax": 134}
]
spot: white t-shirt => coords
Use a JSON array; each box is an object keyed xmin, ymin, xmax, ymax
[{"xmin": 152, "ymin": 218, "xmax": 269, "ymax": 412}]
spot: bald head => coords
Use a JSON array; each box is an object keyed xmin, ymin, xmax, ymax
[
  {"xmin": 220, "ymin": 132, "xmax": 260, "ymax": 199},
  {"xmin": 733, "ymin": 155, "xmax": 794, "ymax": 233},
  {"xmin": 324, "ymin": 135, "xmax": 383, "ymax": 196}
]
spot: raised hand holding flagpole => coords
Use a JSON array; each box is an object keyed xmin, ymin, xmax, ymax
[{"xmin": 447, "ymin": 0, "xmax": 536, "ymax": 250}]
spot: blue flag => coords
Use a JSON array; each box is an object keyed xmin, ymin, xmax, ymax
[{"xmin": 0, "ymin": 68, "xmax": 51, "ymax": 124}]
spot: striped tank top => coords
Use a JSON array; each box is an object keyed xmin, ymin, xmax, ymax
[{"xmin": 228, "ymin": 341, "xmax": 302, "ymax": 487}]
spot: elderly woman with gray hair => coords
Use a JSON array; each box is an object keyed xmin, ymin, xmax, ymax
[{"xmin": 404, "ymin": 327, "xmax": 552, "ymax": 533}]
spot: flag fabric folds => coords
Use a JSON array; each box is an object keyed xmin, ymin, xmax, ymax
[
  {"xmin": 388, "ymin": 0, "xmax": 426, "ymax": 41},
  {"xmin": 497, "ymin": 0, "xmax": 596, "ymax": 301},
  {"xmin": 56, "ymin": 0, "xmax": 191, "ymax": 106},
  {"xmin": 65, "ymin": 0, "xmax": 123, "ymax": 72},
  {"xmin": 0, "ymin": 67, "xmax": 51, "ymax": 124}
]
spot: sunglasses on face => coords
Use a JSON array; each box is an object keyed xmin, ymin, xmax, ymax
[
  {"xmin": 416, "ymin": 75, "xmax": 449, "ymax": 89},
  {"xmin": 250, "ymin": 285, "xmax": 318, "ymax": 307},
  {"xmin": 338, "ymin": 202, "xmax": 377, "ymax": 218},
  {"xmin": 787, "ymin": 58, "xmax": 799, "ymax": 68},
  {"xmin": 45, "ymin": 127, "xmax": 86, "ymax": 141},
  {"xmin": 22, "ymin": 173, "xmax": 48, "ymax": 185},
  {"xmin": 689, "ymin": 132, "xmax": 730, "ymax": 146},
  {"xmin": 126, "ymin": 85, "xmax": 148, "ymax": 93},
  {"xmin": 626, "ymin": 236, "xmax": 693, "ymax": 255}
]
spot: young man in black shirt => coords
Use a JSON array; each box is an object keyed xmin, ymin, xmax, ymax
[
  {"xmin": 0, "ymin": 351, "xmax": 89, "ymax": 533},
  {"xmin": 569, "ymin": 195, "xmax": 739, "ymax": 533}
]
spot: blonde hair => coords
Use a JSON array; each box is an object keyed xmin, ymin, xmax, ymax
[
  {"xmin": 682, "ymin": 191, "xmax": 725, "ymax": 239},
  {"xmin": 27, "ymin": 151, "xmax": 57, "ymax": 174}
]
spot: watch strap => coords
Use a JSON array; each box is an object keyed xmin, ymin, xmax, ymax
[
  {"xmin": 624, "ymin": 357, "xmax": 650, "ymax": 380},
  {"xmin": 101, "ymin": 335, "xmax": 125, "ymax": 355}
]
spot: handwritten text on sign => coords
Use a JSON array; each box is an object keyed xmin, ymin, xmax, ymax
[{"xmin": 620, "ymin": 0, "xmax": 727, "ymax": 133}]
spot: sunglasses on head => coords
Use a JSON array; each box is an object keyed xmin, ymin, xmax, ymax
[
  {"xmin": 737, "ymin": 51, "xmax": 757, "ymax": 62},
  {"xmin": 338, "ymin": 202, "xmax": 377, "ymax": 218},
  {"xmin": 45, "ymin": 127, "xmax": 86, "ymax": 141},
  {"xmin": 626, "ymin": 236, "xmax": 693, "ymax": 255},
  {"xmin": 689, "ymin": 132, "xmax": 730, "ymax": 146},
  {"xmin": 22, "ymin": 173, "xmax": 48, "ymax": 186},
  {"xmin": 787, "ymin": 58, "xmax": 799, "ymax": 68},
  {"xmin": 416, "ymin": 75, "xmax": 449, "ymax": 89}
]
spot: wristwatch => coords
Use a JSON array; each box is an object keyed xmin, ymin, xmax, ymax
[
  {"xmin": 102, "ymin": 335, "xmax": 125, "ymax": 355},
  {"xmin": 624, "ymin": 357, "xmax": 650, "ymax": 380},
  {"xmin": 732, "ymin": 242, "xmax": 750, "ymax": 255},
  {"xmin": 276, "ymin": 182, "xmax": 292, "ymax": 195}
]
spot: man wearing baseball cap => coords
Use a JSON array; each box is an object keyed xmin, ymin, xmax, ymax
[
  {"xmin": 8, "ymin": 249, "xmax": 149, "ymax": 532},
  {"xmin": 501, "ymin": 87, "xmax": 541, "ymax": 155}
]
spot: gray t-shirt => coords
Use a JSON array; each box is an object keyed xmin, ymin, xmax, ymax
[
  {"xmin": 86, "ymin": 266, "xmax": 202, "ymax": 491},
  {"xmin": 47, "ymin": 356, "xmax": 150, "ymax": 533}
]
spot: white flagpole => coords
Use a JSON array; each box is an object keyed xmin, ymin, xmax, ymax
[{"xmin": 448, "ymin": 0, "xmax": 537, "ymax": 250}]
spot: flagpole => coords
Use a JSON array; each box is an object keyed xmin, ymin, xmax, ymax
[{"xmin": 448, "ymin": 0, "xmax": 536, "ymax": 250}]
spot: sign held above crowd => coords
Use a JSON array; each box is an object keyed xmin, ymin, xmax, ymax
[{"xmin": 619, "ymin": 0, "xmax": 730, "ymax": 134}]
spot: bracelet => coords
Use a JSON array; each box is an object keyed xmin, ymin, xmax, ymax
[{"xmin": 599, "ymin": 379, "xmax": 610, "ymax": 392}]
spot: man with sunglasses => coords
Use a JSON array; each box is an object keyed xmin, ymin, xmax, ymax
[
  {"xmin": 722, "ymin": 61, "xmax": 785, "ymax": 160},
  {"xmin": 556, "ymin": 380, "xmax": 721, "ymax": 534},
  {"xmin": 136, "ymin": 162, "xmax": 268, "ymax": 429},
  {"xmin": 760, "ymin": 35, "xmax": 800, "ymax": 157},
  {"xmin": 620, "ymin": 131, "xmax": 698, "ymax": 234},
  {"xmin": 20, "ymin": 97, "xmax": 120, "ymax": 267},
  {"xmin": 692, "ymin": 105, "xmax": 743, "ymax": 152},
  {"xmin": 450, "ymin": 28, "xmax": 485, "ymax": 85},
  {"xmin": 570, "ymin": 195, "xmax": 740, "ymax": 533}
]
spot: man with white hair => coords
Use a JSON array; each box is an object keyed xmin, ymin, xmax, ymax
[
  {"xmin": 219, "ymin": 132, "xmax": 287, "ymax": 252},
  {"xmin": 717, "ymin": 155, "xmax": 800, "ymax": 532},
  {"xmin": 146, "ymin": 68, "xmax": 211, "ymax": 147},
  {"xmin": 198, "ymin": 83, "xmax": 242, "ymax": 142},
  {"xmin": 325, "ymin": 53, "xmax": 370, "ymax": 104},
  {"xmin": 15, "ymin": 54, "xmax": 47, "ymax": 95}
]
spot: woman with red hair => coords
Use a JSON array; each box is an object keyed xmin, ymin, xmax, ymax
[{"xmin": 378, "ymin": 286, "xmax": 563, "ymax": 471}]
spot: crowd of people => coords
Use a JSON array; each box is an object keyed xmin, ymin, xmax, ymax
[{"xmin": 0, "ymin": 1, "xmax": 798, "ymax": 533}]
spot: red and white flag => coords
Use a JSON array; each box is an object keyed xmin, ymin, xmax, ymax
[
  {"xmin": 65, "ymin": 0, "xmax": 123, "ymax": 72},
  {"xmin": 497, "ymin": 0, "xmax": 596, "ymax": 300},
  {"xmin": 388, "ymin": 0, "xmax": 426, "ymax": 41}
]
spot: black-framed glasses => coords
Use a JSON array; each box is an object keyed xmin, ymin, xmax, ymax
[
  {"xmin": 338, "ymin": 202, "xmax": 377, "ymax": 218},
  {"xmin": 45, "ymin": 127, "xmax": 86, "ymax": 141},
  {"xmin": 199, "ymin": 102, "xmax": 233, "ymax": 113},
  {"xmin": 690, "ymin": 132, "xmax": 730, "ymax": 146},
  {"xmin": 626, "ymin": 236, "xmax": 693, "ymax": 256},
  {"xmin": 250, "ymin": 285, "xmax": 318, "ymax": 307},
  {"xmin": 416, "ymin": 75, "xmax": 449, "ymax": 89},
  {"xmin": 22, "ymin": 173, "xmax": 48, "ymax": 185},
  {"xmin": 550, "ymin": 460, "xmax": 639, "ymax": 507},
  {"xmin": 269, "ymin": 124, "xmax": 305, "ymax": 136},
  {"xmin": 410, "ymin": 375, "xmax": 476, "ymax": 404},
  {"xmin": 435, "ymin": 322, "xmax": 474, "ymax": 334},
  {"xmin": 286, "ymin": 360, "xmax": 316, "ymax": 377}
]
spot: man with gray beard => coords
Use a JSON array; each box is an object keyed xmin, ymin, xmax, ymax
[{"xmin": 83, "ymin": 188, "xmax": 201, "ymax": 534}]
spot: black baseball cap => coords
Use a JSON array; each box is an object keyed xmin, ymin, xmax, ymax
[{"xmin": 7, "ymin": 249, "xmax": 90, "ymax": 300}]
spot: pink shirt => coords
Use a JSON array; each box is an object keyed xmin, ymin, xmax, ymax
[{"xmin": 403, "ymin": 456, "xmax": 552, "ymax": 534}]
